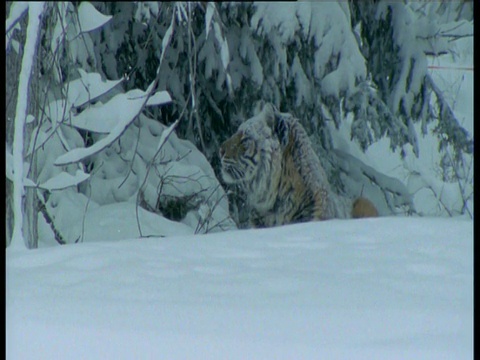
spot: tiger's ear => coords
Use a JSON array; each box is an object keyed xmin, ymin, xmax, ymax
[
  {"xmin": 262, "ymin": 103, "xmax": 289, "ymax": 146},
  {"xmin": 262, "ymin": 102, "xmax": 276, "ymax": 127},
  {"xmin": 273, "ymin": 114, "xmax": 290, "ymax": 147}
]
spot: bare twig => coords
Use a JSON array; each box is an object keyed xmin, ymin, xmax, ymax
[
  {"xmin": 80, "ymin": 161, "xmax": 104, "ymax": 243},
  {"xmin": 194, "ymin": 183, "xmax": 233, "ymax": 234},
  {"xmin": 117, "ymin": 120, "xmax": 142, "ymax": 189},
  {"xmin": 37, "ymin": 190, "xmax": 66, "ymax": 245}
]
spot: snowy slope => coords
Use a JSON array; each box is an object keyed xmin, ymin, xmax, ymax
[{"xmin": 6, "ymin": 217, "xmax": 473, "ymax": 359}]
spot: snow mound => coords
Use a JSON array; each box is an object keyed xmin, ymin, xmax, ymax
[
  {"xmin": 41, "ymin": 113, "xmax": 236, "ymax": 246},
  {"xmin": 7, "ymin": 217, "xmax": 473, "ymax": 359}
]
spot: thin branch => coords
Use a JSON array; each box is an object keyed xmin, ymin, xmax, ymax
[
  {"xmin": 194, "ymin": 183, "xmax": 231, "ymax": 234},
  {"xmin": 117, "ymin": 120, "xmax": 142, "ymax": 189},
  {"xmin": 439, "ymin": 33, "xmax": 473, "ymax": 39},
  {"xmin": 37, "ymin": 190, "xmax": 66, "ymax": 245},
  {"xmin": 80, "ymin": 161, "xmax": 104, "ymax": 243}
]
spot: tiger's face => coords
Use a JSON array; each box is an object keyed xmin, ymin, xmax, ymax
[
  {"xmin": 219, "ymin": 108, "xmax": 279, "ymax": 186},
  {"xmin": 219, "ymin": 130, "xmax": 260, "ymax": 184}
]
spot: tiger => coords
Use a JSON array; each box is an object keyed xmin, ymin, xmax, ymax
[
  {"xmin": 351, "ymin": 197, "xmax": 379, "ymax": 218},
  {"xmin": 219, "ymin": 103, "xmax": 331, "ymax": 227},
  {"xmin": 219, "ymin": 102, "xmax": 378, "ymax": 227}
]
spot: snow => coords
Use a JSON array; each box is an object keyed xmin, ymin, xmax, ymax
[
  {"xmin": 50, "ymin": 2, "xmax": 68, "ymax": 57},
  {"xmin": 5, "ymin": 2, "xmax": 28, "ymax": 33},
  {"xmin": 6, "ymin": 217, "xmax": 473, "ymax": 359},
  {"xmin": 53, "ymin": 95, "xmax": 143, "ymax": 164},
  {"xmin": 69, "ymin": 201, "xmax": 193, "ymax": 242},
  {"xmin": 291, "ymin": 54, "xmax": 312, "ymax": 106},
  {"xmin": 251, "ymin": 3, "xmax": 298, "ymax": 42},
  {"xmin": 68, "ymin": 92, "xmax": 139, "ymax": 134},
  {"xmin": 387, "ymin": 3, "xmax": 429, "ymax": 116},
  {"xmin": 6, "ymin": 3, "xmax": 474, "ymax": 356}
]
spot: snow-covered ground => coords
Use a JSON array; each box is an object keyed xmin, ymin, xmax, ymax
[{"xmin": 6, "ymin": 217, "xmax": 473, "ymax": 359}]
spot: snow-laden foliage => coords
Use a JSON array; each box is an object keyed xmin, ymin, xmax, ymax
[
  {"xmin": 75, "ymin": 113, "xmax": 235, "ymax": 236},
  {"xmin": 5, "ymin": 2, "xmax": 235, "ymax": 247},
  {"xmin": 350, "ymin": 2, "xmax": 471, "ymax": 158},
  {"xmin": 88, "ymin": 2, "xmax": 407, "ymax": 222},
  {"xmin": 42, "ymin": 114, "xmax": 235, "ymax": 243},
  {"xmin": 5, "ymin": 2, "xmax": 28, "ymax": 51}
]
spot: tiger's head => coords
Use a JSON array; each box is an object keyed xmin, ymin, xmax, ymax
[{"xmin": 219, "ymin": 103, "xmax": 284, "ymax": 188}]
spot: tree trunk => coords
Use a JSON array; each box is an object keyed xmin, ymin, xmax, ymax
[{"xmin": 10, "ymin": 2, "xmax": 44, "ymax": 250}]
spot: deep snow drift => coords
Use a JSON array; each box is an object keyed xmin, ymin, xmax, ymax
[{"xmin": 6, "ymin": 217, "xmax": 473, "ymax": 359}]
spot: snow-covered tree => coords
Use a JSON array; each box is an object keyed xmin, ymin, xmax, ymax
[{"xmin": 349, "ymin": 1, "xmax": 472, "ymax": 156}]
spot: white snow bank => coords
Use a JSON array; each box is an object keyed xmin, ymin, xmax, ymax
[
  {"xmin": 7, "ymin": 217, "xmax": 473, "ymax": 359},
  {"xmin": 71, "ymin": 201, "xmax": 194, "ymax": 241}
]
